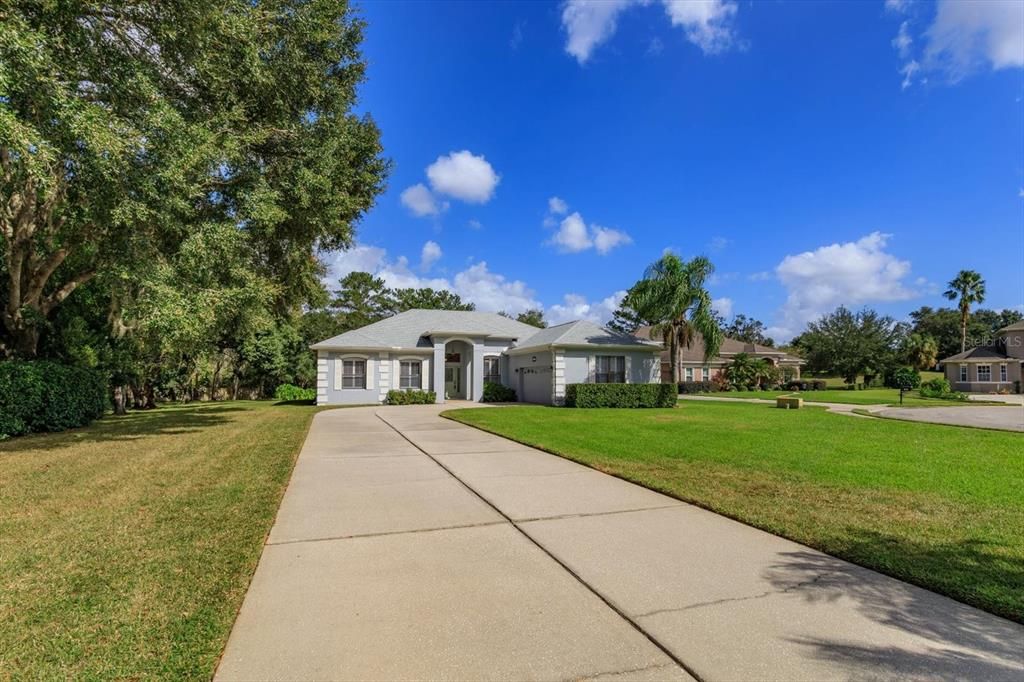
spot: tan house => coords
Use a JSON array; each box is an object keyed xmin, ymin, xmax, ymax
[
  {"xmin": 941, "ymin": 320, "xmax": 1024, "ymax": 393},
  {"xmin": 633, "ymin": 327, "xmax": 805, "ymax": 383}
]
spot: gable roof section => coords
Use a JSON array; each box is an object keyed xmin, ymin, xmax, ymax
[
  {"xmin": 998, "ymin": 319, "xmax": 1024, "ymax": 333},
  {"xmin": 511, "ymin": 320, "xmax": 661, "ymax": 354},
  {"xmin": 311, "ymin": 309, "xmax": 542, "ymax": 350},
  {"xmin": 940, "ymin": 346, "xmax": 1010, "ymax": 363}
]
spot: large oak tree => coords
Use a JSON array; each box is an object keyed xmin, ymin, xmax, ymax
[{"xmin": 1, "ymin": 1, "xmax": 389, "ymax": 357}]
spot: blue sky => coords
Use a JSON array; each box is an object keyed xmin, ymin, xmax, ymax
[{"xmin": 326, "ymin": 0, "xmax": 1024, "ymax": 340}]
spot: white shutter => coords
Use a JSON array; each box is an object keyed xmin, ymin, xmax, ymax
[
  {"xmin": 334, "ymin": 358, "xmax": 342, "ymax": 390},
  {"xmin": 366, "ymin": 357, "xmax": 375, "ymax": 391},
  {"xmin": 624, "ymin": 355, "xmax": 632, "ymax": 383},
  {"xmin": 422, "ymin": 358, "xmax": 430, "ymax": 389}
]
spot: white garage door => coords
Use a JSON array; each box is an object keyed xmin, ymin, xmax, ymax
[{"xmin": 519, "ymin": 366, "xmax": 551, "ymax": 404}]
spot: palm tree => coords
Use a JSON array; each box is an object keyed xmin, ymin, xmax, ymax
[
  {"xmin": 904, "ymin": 333, "xmax": 939, "ymax": 370},
  {"xmin": 630, "ymin": 254, "xmax": 723, "ymax": 383},
  {"xmin": 943, "ymin": 270, "xmax": 986, "ymax": 352}
]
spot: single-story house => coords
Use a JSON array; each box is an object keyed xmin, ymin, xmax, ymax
[
  {"xmin": 940, "ymin": 320, "xmax": 1023, "ymax": 393},
  {"xmin": 633, "ymin": 326, "xmax": 805, "ymax": 383},
  {"xmin": 310, "ymin": 309, "xmax": 663, "ymax": 405}
]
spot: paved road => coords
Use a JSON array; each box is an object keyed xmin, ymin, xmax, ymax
[
  {"xmin": 216, "ymin": 405, "xmax": 1024, "ymax": 681},
  {"xmin": 681, "ymin": 394, "xmax": 1024, "ymax": 431},
  {"xmin": 877, "ymin": 405, "xmax": 1024, "ymax": 431}
]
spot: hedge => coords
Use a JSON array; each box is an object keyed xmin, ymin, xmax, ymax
[
  {"xmin": 565, "ymin": 383, "xmax": 677, "ymax": 408},
  {"xmin": 386, "ymin": 389, "xmax": 436, "ymax": 405},
  {"xmin": 783, "ymin": 379, "xmax": 827, "ymax": 391},
  {"xmin": 274, "ymin": 383, "xmax": 316, "ymax": 402},
  {"xmin": 0, "ymin": 361, "xmax": 108, "ymax": 439},
  {"xmin": 678, "ymin": 380, "xmax": 714, "ymax": 394},
  {"xmin": 482, "ymin": 381, "xmax": 516, "ymax": 402}
]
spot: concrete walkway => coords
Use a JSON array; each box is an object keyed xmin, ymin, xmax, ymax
[{"xmin": 216, "ymin": 405, "xmax": 1024, "ymax": 681}]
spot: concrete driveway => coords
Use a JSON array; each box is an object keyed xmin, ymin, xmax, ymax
[{"xmin": 216, "ymin": 405, "xmax": 1024, "ymax": 681}]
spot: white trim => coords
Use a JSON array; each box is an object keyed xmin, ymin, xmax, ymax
[
  {"xmin": 336, "ymin": 354, "xmax": 373, "ymax": 391},
  {"xmin": 552, "ymin": 350, "xmax": 566, "ymax": 405},
  {"xmin": 378, "ymin": 352, "xmax": 390, "ymax": 400},
  {"xmin": 317, "ymin": 352, "xmax": 328, "ymax": 404},
  {"xmin": 959, "ymin": 364, "xmax": 968, "ymax": 382},
  {"xmin": 624, "ymin": 355, "xmax": 632, "ymax": 384}
]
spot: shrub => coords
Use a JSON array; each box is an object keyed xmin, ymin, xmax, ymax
[
  {"xmin": 710, "ymin": 372, "xmax": 730, "ymax": 392},
  {"xmin": 482, "ymin": 381, "xmax": 516, "ymax": 402},
  {"xmin": 918, "ymin": 377, "xmax": 965, "ymax": 400},
  {"xmin": 386, "ymin": 389, "xmax": 436, "ymax": 405},
  {"xmin": 886, "ymin": 367, "xmax": 921, "ymax": 390},
  {"xmin": 783, "ymin": 379, "xmax": 826, "ymax": 392},
  {"xmin": 677, "ymin": 380, "xmax": 712, "ymax": 394},
  {"xmin": 274, "ymin": 384, "xmax": 316, "ymax": 402},
  {"xmin": 0, "ymin": 361, "xmax": 108, "ymax": 439},
  {"xmin": 565, "ymin": 383, "xmax": 677, "ymax": 408}
]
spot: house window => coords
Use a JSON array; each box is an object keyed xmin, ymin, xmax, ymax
[
  {"xmin": 484, "ymin": 357, "xmax": 501, "ymax": 384},
  {"xmin": 977, "ymin": 364, "xmax": 991, "ymax": 382},
  {"xmin": 1000, "ymin": 364, "xmax": 1008, "ymax": 382},
  {"xmin": 399, "ymin": 361, "xmax": 421, "ymax": 389},
  {"xmin": 595, "ymin": 355, "xmax": 625, "ymax": 383},
  {"xmin": 703, "ymin": 365, "xmax": 711, "ymax": 381},
  {"xmin": 959, "ymin": 365, "xmax": 968, "ymax": 382},
  {"xmin": 685, "ymin": 367, "xmax": 694, "ymax": 381},
  {"xmin": 342, "ymin": 360, "xmax": 366, "ymax": 389}
]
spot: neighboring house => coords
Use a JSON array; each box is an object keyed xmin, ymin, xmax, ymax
[
  {"xmin": 311, "ymin": 309, "xmax": 662, "ymax": 406},
  {"xmin": 940, "ymin": 320, "xmax": 1024, "ymax": 393},
  {"xmin": 633, "ymin": 326, "xmax": 805, "ymax": 383}
]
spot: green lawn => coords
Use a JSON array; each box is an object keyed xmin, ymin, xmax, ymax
[
  {"xmin": 0, "ymin": 401, "xmax": 323, "ymax": 679},
  {"xmin": 445, "ymin": 402, "xmax": 1024, "ymax": 622},
  {"xmin": 693, "ymin": 387, "xmax": 972, "ymax": 407}
]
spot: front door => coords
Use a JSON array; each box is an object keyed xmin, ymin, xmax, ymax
[{"xmin": 445, "ymin": 366, "xmax": 461, "ymax": 398}]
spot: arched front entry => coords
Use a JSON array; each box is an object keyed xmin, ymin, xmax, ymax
[{"xmin": 443, "ymin": 339, "xmax": 472, "ymax": 400}]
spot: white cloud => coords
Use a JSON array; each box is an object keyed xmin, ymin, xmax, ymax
[
  {"xmin": 707, "ymin": 236, "xmax": 731, "ymax": 252},
  {"xmin": 885, "ymin": 0, "xmax": 911, "ymax": 13},
  {"xmin": 748, "ymin": 271, "xmax": 773, "ymax": 282},
  {"xmin": 323, "ymin": 243, "xmax": 541, "ymax": 314},
  {"xmin": 768, "ymin": 232, "xmax": 919, "ymax": 342},
  {"xmin": 419, "ymin": 240, "xmax": 442, "ymax": 272},
  {"xmin": 712, "ymin": 297, "xmax": 733, "ymax": 319},
  {"xmin": 550, "ymin": 212, "xmax": 593, "ymax": 252},
  {"xmin": 547, "ymin": 291, "xmax": 627, "ymax": 326},
  {"xmin": 592, "ymin": 225, "xmax": 633, "ymax": 254},
  {"xmin": 561, "ymin": 0, "xmax": 634, "ymax": 64},
  {"xmin": 896, "ymin": 0, "xmax": 1023, "ymax": 88},
  {"xmin": 893, "ymin": 21, "xmax": 912, "ymax": 59},
  {"xmin": 548, "ymin": 196, "xmax": 569, "ymax": 215},
  {"xmin": 1019, "ymin": 187, "xmax": 1024, "ymax": 198},
  {"xmin": 662, "ymin": 0, "xmax": 739, "ymax": 54},
  {"xmin": 468, "ymin": 219, "xmax": 483, "ymax": 229},
  {"xmin": 400, "ymin": 183, "xmax": 446, "ymax": 217},
  {"xmin": 561, "ymin": 0, "xmax": 740, "ymax": 64},
  {"xmin": 547, "ymin": 212, "xmax": 632, "ymax": 255},
  {"xmin": 426, "ymin": 150, "xmax": 500, "ymax": 203},
  {"xmin": 900, "ymin": 59, "xmax": 921, "ymax": 89}
]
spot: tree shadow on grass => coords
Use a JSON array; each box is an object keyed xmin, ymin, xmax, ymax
[
  {"xmin": 0, "ymin": 403, "xmax": 248, "ymax": 454},
  {"xmin": 763, "ymin": 537, "xmax": 1024, "ymax": 679}
]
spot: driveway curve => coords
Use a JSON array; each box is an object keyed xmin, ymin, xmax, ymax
[{"xmin": 216, "ymin": 404, "xmax": 1024, "ymax": 681}]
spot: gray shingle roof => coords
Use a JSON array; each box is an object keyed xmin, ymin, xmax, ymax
[
  {"xmin": 311, "ymin": 309, "xmax": 546, "ymax": 350},
  {"xmin": 999, "ymin": 320, "xmax": 1024, "ymax": 333},
  {"xmin": 940, "ymin": 346, "xmax": 1010, "ymax": 363},
  {"xmin": 512, "ymin": 320, "xmax": 661, "ymax": 353}
]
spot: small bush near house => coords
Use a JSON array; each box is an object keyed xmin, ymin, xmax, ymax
[
  {"xmin": 566, "ymin": 383, "xmax": 677, "ymax": 408},
  {"xmin": 273, "ymin": 384, "xmax": 316, "ymax": 402},
  {"xmin": 482, "ymin": 382, "xmax": 516, "ymax": 402},
  {"xmin": 710, "ymin": 372, "xmax": 730, "ymax": 392},
  {"xmin": 677, "ymin": 380, "xmax": 713, "ymax": 394},
  {"xmin": 0, "ymin": 361, "xmax": 107, "ymax": 438},
  {"xmin": 918, "ymin": 377, "xmax": 967, "ymax": 401},
  {"xmin": 386, "ymin": 389, "xmax": 436, "ymax": 405}
]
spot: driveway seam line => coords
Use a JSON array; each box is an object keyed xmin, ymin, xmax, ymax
[
  {"xmin": 375, "ymin": 410, "xmax": 705, "ymax": 682},
  {"xmin": 266, "ymin": 520, "xmax": 509, "ymax": 546},
  {"xmin": 514, "ymin": 503, "xmax": 685, "ymax": 524}
]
